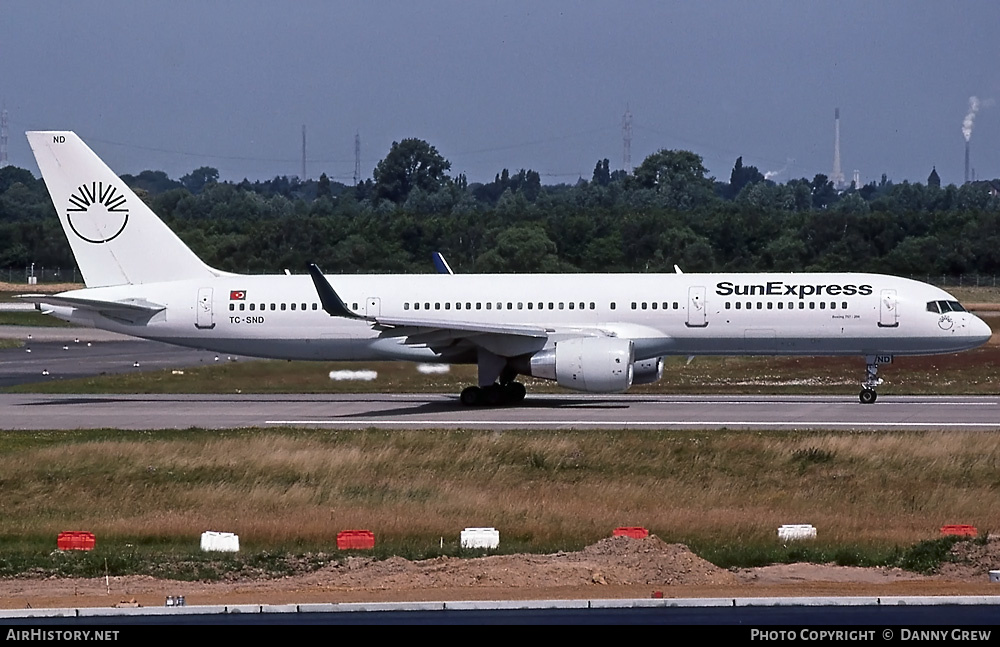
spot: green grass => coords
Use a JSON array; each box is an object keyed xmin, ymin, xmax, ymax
[
  {"xmin": 0, "ymin": 427, "xmax": 994, "ymax": 578},
  {"xmin": 0, "ymin": 311, "xmax": 73, "ymax": 327}
]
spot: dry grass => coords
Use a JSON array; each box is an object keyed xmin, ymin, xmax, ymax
[
  {"xmin": 2, "ymin": 428, "xmax": 998, "ymax": 553},
  {"xmin": 0, "ymin": 284, "xmax": 83, "ymax": 295}
]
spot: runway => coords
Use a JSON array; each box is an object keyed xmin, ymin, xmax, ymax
[
  {"xmin": 0, "ymin": 326, "xmax": 223, "ymax": 389},
  {"xmin": 1, "ymin": 392, "xmax": 998, "ymax": 431},
  {"xmin": 2, "ymin": 326, "xmax": 999, "ymax": 432}
]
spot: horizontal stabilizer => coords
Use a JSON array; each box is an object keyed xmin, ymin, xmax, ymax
[{"xmin": 18, "ymin": 294, "xmax": 165, "ymax": 325}]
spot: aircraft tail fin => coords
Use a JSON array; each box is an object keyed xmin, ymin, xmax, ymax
[{"xmin": 27, "ymin": 131, "xmax": 220, "ymax": 287}]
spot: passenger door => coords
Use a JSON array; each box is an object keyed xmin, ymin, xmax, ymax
[
  {"xmin": 685, "ymin": 286, "xmax": 708, "ymax": 328},
  {"xmin": 878, "ymin": 289, "xmax": 898, "ymax": 328},
  {"xmin": 195, "ymin": 287, "xmax": 215, "ymax": 329}
]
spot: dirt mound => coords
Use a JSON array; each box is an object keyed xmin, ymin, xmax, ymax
[
  {"xmin": 295, "ymin": 535, "xmax": 737, "ymax": 590},
  {"xmin": 937, "ymin": 537, "xmax": 1000, "ymax": 580},
  {"xmin": 1, "ymin": 537, "xmax": 997, "ymax": 609}
]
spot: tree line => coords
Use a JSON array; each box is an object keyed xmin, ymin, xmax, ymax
[{"xmin": 1, "ymin": 138, "xmax": 999, "ymax": 277}]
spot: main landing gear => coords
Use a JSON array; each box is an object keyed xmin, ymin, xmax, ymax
[
  {"xmin": 859, "ymin": 356, "xmax": 883, "ymax": 404},
  {"xmin": 461, "ymin": 349, "xmax": 528, "ymax": 406},
  {"xmin": 460, "ymin": 382, "xmax": 526, "ymax": 406}
]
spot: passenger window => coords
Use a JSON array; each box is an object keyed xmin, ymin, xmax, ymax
[
  {"xmin": 610, "ymin": 302, "xmax": 616, "ymax": 310},
  {"xmin": 229, "ymin": 303, "xmax": 235, "ymax": 311},
  {"xmin": 767, "ymin": 302, "xmax": 773, "ymax": 309},
  {"xmin": 819, "ymin": 302, "xmax": 825, "ymax": 310},
  {"xmin": 735, "ymin": 302, "xmax": 741, "ymax": 309},
  {"xmin": 842, "ymin": 302, "xmax": 847, "ymax": 309},
  {"xmin": 486, "ymin": 303, "xmax": 492, "ymax": 310},
  {"xmin": 559, "ymin": 302, "xmax": 564, "ymax": 310},
  {"xmin": 445, "ymin": 303, "xmax": 450, "ymax": 310},
  {"xmin": 290, "ymin": 303, "xmax": 296, "ymax": 310},
  {"xmin": 239, "ymin": 303, "xmax": 245, "ymax": 311},
  {"xmin": 404, "ymin": 303, "xmax": 410, "ymax": 310},
  {"xmin": 631, "ymin": 302, "xmax": 637, "ymax": 310},
  {"xmin": 280, "ymin": 303, "xmax": 286, "ymax": 311},
  {"xmin": 518, "ymin": 302, "xmax": 523, "ymax": 310},
  {"xmin": 809, "ymin": 302, "xmax": 815, "ymax": 309},
  {"xmin": 569, "ymin": 302, "xmax": 575, "ymax": 310},
  {"xmin": 725, "ymin": 302, "xmax": 731, "ymax": 310},
  {"xmin": 777, "ymin": 302, "xmax": 783, "ymax": 310}
]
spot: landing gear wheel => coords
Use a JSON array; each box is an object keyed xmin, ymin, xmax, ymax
[
  {"xmin": 504, "ymin": 382, "xmax": 526, "ymax": 403},
  {"xmin": 483, "ymin": 384, "xmax": 505, "ymax": 406},
  {"xmin": 859, "ymin": 388, "xmax": 877, "ymax": 405},
  {"xmin": 460, "ymin": 386, "xmax": 481, "ymax": 406}
]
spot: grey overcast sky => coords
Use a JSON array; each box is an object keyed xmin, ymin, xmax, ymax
[{"xmin": 3, "ymin": 1, "xmax": 999, "ymax": 187}]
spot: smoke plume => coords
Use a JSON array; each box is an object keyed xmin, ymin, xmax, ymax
[{"xmin": 962, "ymin": 96, "xmax": 980, "ymax": 142}]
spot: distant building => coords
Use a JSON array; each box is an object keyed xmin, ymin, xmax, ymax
[
  {"xmin": 968, "ymin": 179, "xmax": 1000, "ymax": 197},
  {"xmin": 927, "ymin": 167, "xmax": 941, "ymax": 188}
]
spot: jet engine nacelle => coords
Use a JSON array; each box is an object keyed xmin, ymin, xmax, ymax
[
  {"xmin": 527, "ymin": 337, "xmax": 634, "ymax": 393},
  {"xmin": 632, "ymin": 357, "xmax": 664, "ymax": 385}
]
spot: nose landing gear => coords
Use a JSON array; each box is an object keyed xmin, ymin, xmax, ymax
[{"xmin": 859, "ymin": 356, "xmax": 883, "ymax": 404}]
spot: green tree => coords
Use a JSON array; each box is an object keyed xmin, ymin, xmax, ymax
[
  {"xmin": 180, "ymin": 167, "xmax": 220, "ymax": 194},
  {"xmin": 373, "ymin": 139, "xmax": 451, "ymax": 203},
  {"xmin": 725, "ymin": 156, "xmax": 765, "ymax": 200},
  {"xmin": 592, "ymin": 159, "xmax": 611, "ymax": 186},
  {"xmin": 316, "ymin": 173, "xmax": 332, "ymax": 199},
  {"xmin": 632, "ymin": 149, "xmax": 715, "ymax": 210}
]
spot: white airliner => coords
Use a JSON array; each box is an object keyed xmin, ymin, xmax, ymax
[{"xmin": 21, "ymin": 131, "xmax": 993, "ymax": 405}]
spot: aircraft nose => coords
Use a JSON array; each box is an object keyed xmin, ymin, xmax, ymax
[{"xmin": 967, "ymin": 315, "xmax": 993, "ymax": 346}]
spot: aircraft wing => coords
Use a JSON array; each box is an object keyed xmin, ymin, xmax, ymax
[
  {"xmin": 17, "ymin": 294, "xmax": 166, "ymax": 325},
  {"xmin": 307, "ymin": 264, "xmax": 614, "ymax": 356}
]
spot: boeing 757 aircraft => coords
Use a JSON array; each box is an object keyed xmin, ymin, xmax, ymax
[{"xmin": 21, "ymin": 131, "xmax": 993, "ymax": 405}]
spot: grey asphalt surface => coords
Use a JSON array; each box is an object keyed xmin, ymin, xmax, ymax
[
  {"xmin": 0, "ymin": 393, "xmax": 997, "ymax": 431},
  {"xmin": 0, "ymin": 325, "xmax": 230, "ymax": 389},
  {"xmin": 2, "ymin": 326, "xmax": 998, "ymax": 431}
]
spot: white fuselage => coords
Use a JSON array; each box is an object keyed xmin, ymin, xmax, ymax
[{"xmin": 46, "ymin": 272, "xmax": 993, "ymax": 363}]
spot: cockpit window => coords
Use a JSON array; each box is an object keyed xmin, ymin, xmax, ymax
[{"xmin": 927, "ymin": 300, "xmax": 967, "ymax": 314}]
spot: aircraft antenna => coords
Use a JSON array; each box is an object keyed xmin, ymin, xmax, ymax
[
  {"xmin": 354, "ymin": 131, "xmax": 361, "ymax": 185},
  {"xmin": 0, "ymin": 107, "xmax": 8, "ymax": 168},
  {"xmin": 622, "ymin": 104, "xmax": 632, "ymax": 173}
]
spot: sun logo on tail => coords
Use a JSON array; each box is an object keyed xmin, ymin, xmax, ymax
[{"xmin": 66, "ymin": 181, "xmax": 129, "ymax": 243}]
